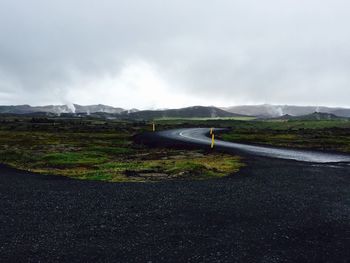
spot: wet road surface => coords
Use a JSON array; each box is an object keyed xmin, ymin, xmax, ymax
[{"xmin": 158, "ymin": 128, "xmax": 350, "ymax": 163}]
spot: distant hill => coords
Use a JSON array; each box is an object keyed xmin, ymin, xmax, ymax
[
  {"xmin": 123, "ymin": 106, "xmax": 243, "ymax": 120},
  {"xmin": 0, "ymin": 104, "xmax": 243, "ymax": 120},
  {"xmin": 297, "ymin": 112, "xmax": 347, "ymax": 120},
  {"xmin": 222, "ymin": 104, "xmax": 350, "ymax": 118},
  {"xmin": 2, "ymin": 103, "xmax": 350, "ymax": 119},
  {"xmin": 0, "ymin": 104, "xmax": 126, "ymax": 115},
  {"xmin": 74, "ymin": 104, "xmax": 125, "ymax": 114},
  {"xmin": 271, "ymin": 112, "xmax": 347, "ymax": 121},
  {"xmin": 0, "ymin": 105, "xmax": 38, "ymax": 114}
]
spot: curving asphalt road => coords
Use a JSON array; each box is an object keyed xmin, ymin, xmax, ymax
[{"xmin": 157, "ymin": 128, "xmax": 350, "ymax": 163}]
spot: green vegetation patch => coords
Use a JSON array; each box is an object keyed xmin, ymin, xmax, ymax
[
  {"xmin": 42, "ymin": 152, "xmax": 108, "ymax": 167},
  {"xmin": 217, "ymin": 119, "xmax": 350, "ymax": 153},
  {"xmin": 87, "ymin": 146, "xmax": 134, "ymax": 155},
  {"xmin": 0, "ymin": 117, "xmax": 244, "ymax": 182},
  {"xmin": 93, "ymin": 154, "xmax": 243, "ymax": 182},
  {"xmin": 22, "ymin": 151, "xmax": 243, "ymax": 183}
]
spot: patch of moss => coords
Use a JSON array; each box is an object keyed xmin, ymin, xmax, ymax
[
  {"xmin": 42, "ymin": 152, "xmax": 108, "ymax": 167},
  {"xmin": 87, "ymin": 146, "xmax": 134, "ymax": 155},
  {"xmin": 0, "ymin": 120, "xmax": 244, "ymax": 182},
  {"xmin": 218, "ymin": 120, "xmax": 350, "ymax": 152},
  {"xmin": 93, "ymin": 154, "xmax": 243, "ymax": 181}
]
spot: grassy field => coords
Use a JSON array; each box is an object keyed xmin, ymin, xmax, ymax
[
  {"xmin": 155, "ymin": 118, "xmax": 256, "ymax": 128},
  {"xmin": 155, "ymin": 117, "xmax": 350, "ymax": 152},
  {"xmin": 0, "ymin": 116, "xmax": 243, "ymax": 182},
  {"xmin": 216, "ymin": 119, "xmax": 350, "ymax": 153},
  {"xmin": 1, "ymin": 114, "xmax": 349, "ymax": 182}
]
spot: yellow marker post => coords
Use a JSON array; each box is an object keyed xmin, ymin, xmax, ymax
[
  {"xmin": 152, "ymin": 122, "xmax": 155, "ymax": 132},
  {"xmin": 211, "ymin": 133, "xmax": 215, "ymax": 148},
  {"xmin": 210, "ymin": 128, "xmax": 213, "ymax": 135}
]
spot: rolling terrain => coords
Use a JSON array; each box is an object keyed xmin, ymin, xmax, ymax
[
  {"xmin": 223, "ymin": 104, "xmax": 350, "ymax": 118},
  {"xmin": 4, "ymin": 103, "xmax": 350, "ymax": 119},
  {"xmin": 122, "ymin": 106, "xmax": 244, "ymax": 120}
]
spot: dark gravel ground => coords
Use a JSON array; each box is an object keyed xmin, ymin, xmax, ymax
[{"xmin": 1, "ymin": 134, "xmax": 350, "ymax": 262}]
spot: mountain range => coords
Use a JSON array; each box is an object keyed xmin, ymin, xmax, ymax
[
  {"xmin": 0, "ymin": 105, "xmax": 241, "ymax": 119},
  {"xmin": 268, "ymin": 112, "xmax": 347, "ymax": 121},
  {"xmin": 122, "ymin": 106, "xmax": 243, "ymax": 120},
  {"xmin": 222, "ymin": 104, "xmax": 350, "ymax": 118},
  {"xmin": 1, "ymin": 104, "xmax": 350, "ymax": 119},
  {"xmin": 0, "ymin": 104, "xmax": 125, "ymax": 115}
]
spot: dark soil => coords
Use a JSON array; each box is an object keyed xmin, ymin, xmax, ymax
[{"xmin": 1, "ymin": 134, "xmax": 350, "ymax": 262}]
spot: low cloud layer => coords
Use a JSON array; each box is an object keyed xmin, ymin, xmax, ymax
[{"xmin": 1, "ymin": 0, "xmax": 350, "ymax": 109}]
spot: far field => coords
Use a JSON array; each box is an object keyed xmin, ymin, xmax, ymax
[
  {"xmin": 217, "ymin": 119, "xmax": 350, "ymax": 153},
  {"xmin": 1, "ymin": 115, "xmax": 350, "ymax": 182},
  {"xmin": 0, "ymin": 116, "xmax": 242, "ymax": 182},
  {"xmin": 156, "ymin": 118, "xmax": 350, "ymax": 153}
]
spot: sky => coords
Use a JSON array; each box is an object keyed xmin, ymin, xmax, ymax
[{"xmin": 1, "ymin": 0, "xmax": 350, "ymax": 109}]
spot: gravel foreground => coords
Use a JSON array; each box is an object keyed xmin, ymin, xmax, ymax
[{"xmin": 1, "ymin": 151, "xmax": 350, "ymax": 262}]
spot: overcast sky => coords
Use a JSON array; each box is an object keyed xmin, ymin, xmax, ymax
[{"xmin": 0, "ymin": 0, "xmax": 350, "ymax": 109}]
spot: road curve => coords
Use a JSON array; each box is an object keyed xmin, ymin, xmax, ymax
[{"xmin": 157, "ymin": 128, "xmax": 350, "ymax": 163}]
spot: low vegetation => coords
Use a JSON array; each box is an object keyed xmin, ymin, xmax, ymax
[
  {"xmin": 2, "ymin": 114, "xmax": 348, "ymax": 182},
  {"xmin": 0, "ymin": 116, "xmax": 243, "ymax": 182},
  {"xmin": 217, "ymin": 119, "xmax": 350, "ymax": 153},
  {"xmin": 155, "ymin": 117, "xmax": 350, "ymax": 152}
]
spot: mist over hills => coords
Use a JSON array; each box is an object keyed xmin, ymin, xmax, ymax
[
  {"xmin": 222, "ymin": 105, "xmax": 350, "ymax": 118},
  {"xmin": 0, "ymin": 105, "xmax": 241, "ymax": 119},
  {"xmin": 122, "ymin": 106, "xmax": 243, "ymax": 120},
  {"xmin": 0, "ymin": 104, "xmax": 125, "ymax": 115},
  {"xmin": 1, "ymin": 104, "xmax": 350, "ymax": 119},
  {"xmin": 268, "ymin": 112, "xmax": 347, "ymax": 121}
]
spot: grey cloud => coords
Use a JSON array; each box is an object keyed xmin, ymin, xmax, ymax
[{"xmin": 0, "ymin": 0, "xmax": 350, "ymax": 107}]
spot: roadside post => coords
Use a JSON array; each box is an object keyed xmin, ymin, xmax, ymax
[
  {"xmin": 152, "ymin": 122, "xmax": 155, "ymax": 132},
  {"xmin": 211, "ymin": 133, "xmax": 215, "ymax": 148},
  {"xmin": 210, "ymin": 128, "xmax": 213, "ymax": 135}
]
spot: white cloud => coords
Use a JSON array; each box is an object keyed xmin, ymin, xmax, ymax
[
  {"xmin": 0, "ymin": 0, "xmax": 350, "ymax": 108},
  {"xmin": 65, "ymin": 59, "xmax": 210, "ymax": 109}
]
